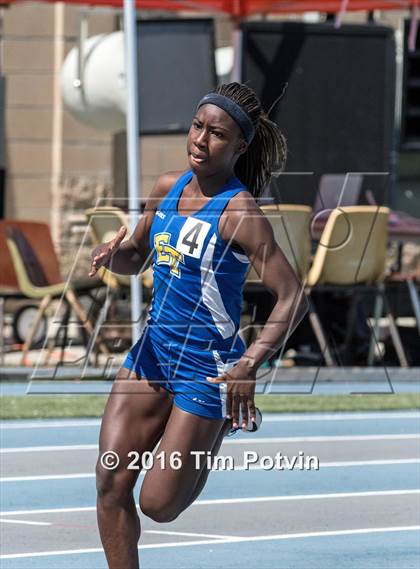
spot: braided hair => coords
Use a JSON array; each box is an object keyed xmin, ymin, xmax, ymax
[{"xmin": 214, "ymin": 82, "xmax": 287, "ymax": 199}]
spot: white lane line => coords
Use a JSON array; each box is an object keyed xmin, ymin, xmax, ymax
[
  {"xmin": 1, "ymin": 411, "xmax": 419, "ymax": 429},
  {"xmin": 0, "ymin": 444, "xmax": 97, "ymax": 453},
  {"xmin": 1, "ymin": 506, "xmax": 96, "ymax": 516},
  {"xmin": 0, "ymin": 420, "xmax": 101, "ymax": 430},
  {"xmin": 1, "ymin": 525, "xmax": 419, "ymax": 559},
  {"xmin": 192, "ymin": 489, "xmax": 420, "ymax": 506},
  {"xmin": 2, "ymin": 458, "xmax": 420, "ymax": 482},
  {"xmin": 0, "ymin": 519, "xmax": 51, "ymax": 526},
  {"xmin": 212, "ymin": 458, "xmax": 420, "ymax": 471},
  {"xmin": 1, "ymin": 473, "xmax": 95, "ymax": 482},
  {"xmin": 225, "ymin": 435, "xmax": 420, "ymax": 445},
  {"xmin": 262, "ymin": 412, "xmax": 420, "ymax": 422},
  {"xmin": 320, "ymin": 458, "xmax": 420, "ymax": 468},
  {"xmin": 0, "ymin": 444, "xmax": 98, "ymax": 454},
  {"xmin": 1, "ymin": 489, "xmax": 419, "ymax": 517},
  {"xmin": 144, "ymin": 530, "xmax": 236, "ymax": 539},
  {"xmin": 0, "ymin": 504, "xmax": 95, "ymax": 516},
  {"xmin": 2, "ymin": 434, "xmax": 419, "ymax": 453}
]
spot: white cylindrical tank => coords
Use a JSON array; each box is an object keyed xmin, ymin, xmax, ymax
[
  {"xmin": 61, "ymin": 31, "xmax": 126, "ymax": 132},
  {"xmin": 215, "ymin": 46, "xmax": 233, "ymax": 83},
  {"xmin": 61, "ymin": 31, "xmax": 232, "ymax": 133}
]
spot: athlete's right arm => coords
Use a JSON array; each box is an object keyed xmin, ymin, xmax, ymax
[{"xmin": 89, "ymin": 171, "xmax": 181, "ymax": 276}]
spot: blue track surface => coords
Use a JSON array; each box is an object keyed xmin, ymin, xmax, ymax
[
  {"xmin": 2, "ymin": 464, "xmax": 420, "ymax": 512},
  {"xmin": 2, "ymin": 413, "xmax": 420, "ymax": 447},
  {"xmin": 1, "ymin": 380, "xmax": 420, "ymax": 396},
  {"xmin": 2, "ymin": 530, "xmax": 420, "ymax": 569},
  {"xmin": 1, "ymin": 411, "xmax": 419, "ymax": 568}
]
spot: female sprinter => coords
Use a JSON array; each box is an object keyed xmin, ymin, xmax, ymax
[{"xmin": 90, "ymin": 82, "xmax": 307, "ymax": 569}]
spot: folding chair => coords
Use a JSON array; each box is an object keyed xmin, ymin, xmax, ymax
[
  {"xmin": 1, "ymin": 220, "xmax": 60, "ymax": 363},
  {"xmin": 85, "ymin": 206, "xmax": 153, "ymax": 290},
  {"xmin": 85, "ymin": 207, "xmax": 153, "ymax": 349},
  {"xmin": 244, "ymin": 204, "xmax": 312, "ymax": 354},
  {"xmin": 306, "ymin": 206, "xmax": 409, "ymax": 367},
  {"xmin": 246, "ymin": 204, "xmax": 312, "ymax": 283},
  {"xmin": 3, "ymin": 221, "xmax": 108, "ymax": 365}
]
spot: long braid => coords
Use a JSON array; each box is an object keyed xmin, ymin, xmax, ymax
[{"xmin": 214, "ymin": 82, "xmax": 287, "ymax": 199}]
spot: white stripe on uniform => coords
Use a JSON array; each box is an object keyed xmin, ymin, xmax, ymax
[{"xmin": 201, "ymin": 234, "xmax": 236, "ymax": 339}]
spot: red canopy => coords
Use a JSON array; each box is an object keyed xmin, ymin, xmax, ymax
[{"xmin": 5, "ymin": 0, "xmax": 420, "ymax": 17}]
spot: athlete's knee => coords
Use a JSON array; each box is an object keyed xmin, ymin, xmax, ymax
[
  {"xmin": 139, "ymin": 491, "xmax": 180, "ymax": 523},
  {"xmin": 140, "ymin": 504, "xmax": 180, "ymax": 523},
  {"xmin": 96, "ymin": 459, "xmax": 134, "ymax": 507}
]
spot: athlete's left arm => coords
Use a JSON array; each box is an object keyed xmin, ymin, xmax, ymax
[{"xmin": 207, "ymin": 193, "xmax": 308, "ymax": 427}]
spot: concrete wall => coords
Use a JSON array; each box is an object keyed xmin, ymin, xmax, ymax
[{"xmin": 1, "ymin": 2, "xmax": 115, "ymax": 226}]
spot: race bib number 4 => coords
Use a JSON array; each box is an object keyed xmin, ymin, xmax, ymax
[{"xmin": 176, "ymin": 217, "xmax": 211, "ymax": 259}]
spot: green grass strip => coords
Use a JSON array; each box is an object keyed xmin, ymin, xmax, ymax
[
  {"xmin": 0, "ymin": 393, "xmax": 418, "ymax": 420},
  {"xmin": 257, "ymin": 393, "xmax": 420, "ymax": 413}
]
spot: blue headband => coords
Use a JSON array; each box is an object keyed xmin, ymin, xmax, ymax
[{"xmin": 196, "ymin": 93, "xmax": 256, "ymax": 143}]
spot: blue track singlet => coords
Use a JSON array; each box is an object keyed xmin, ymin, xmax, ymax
[{"xmin": 122, "ymin": 170, "xmax": 251, "ymax": 419}]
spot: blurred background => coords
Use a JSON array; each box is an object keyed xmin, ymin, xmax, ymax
[
  {"xmin": 0, "ymin": 0, "xmax": 419, "ymax": 371},
  {"xmin": 1, "ymin": 7, "xmax": 419, "ymax": 565}
]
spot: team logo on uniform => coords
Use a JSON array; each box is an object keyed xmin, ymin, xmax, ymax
[
  {"xmin": 154, "ymin": 219, "xmax": 211, "ymax": 278},
  {"xmin": 154, "ymin": 232, "xmax": 184, "ymax": 278}
]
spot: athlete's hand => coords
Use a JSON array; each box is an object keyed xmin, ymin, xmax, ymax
[
  {"xmin": 89, "ymin": 226, "xmax": 127, "ymax": 277},
  {"xmin": 206, "ymin": 362, "xmax": 257, "ymax": 431}
]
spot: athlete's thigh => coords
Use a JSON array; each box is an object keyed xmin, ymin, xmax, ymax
[
  {"xmin": 97, "ymin": 369, "xmax": 174, "ymax": 489},
  {"xmin": 139, "ymin": 405, "xmax": 225, "ymax": 514}
]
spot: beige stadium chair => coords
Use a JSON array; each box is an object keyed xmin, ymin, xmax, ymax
[
  {"xmin": 306, "ymin": 206, "xmax": 409, "ymax": 367},
  {"xmin": 85, "ymin": 207, "xmax": 132, "ymax": 290},
  {"xmin": 246, "ymin": 204, "xmax": 312, "ymax": 283},
  {"xmin": 85, "ymin": 207, "xmax": 153, "ymax": 291},
  {"xmin": 243, "ymin": 204, "xmax": 312, "ymax": 353},
  {"xmin": 85, "ymin": 207, "xmax": 153, "ymax": 345}
]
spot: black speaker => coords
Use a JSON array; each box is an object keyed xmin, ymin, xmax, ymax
[
  {"xmin": 400, "ymin": 19, "xmax": 420, "ymax": 151},
  {"xmin": 137, "ymin": 18, "xmax": 216, "ymax": 135},
  {"xmin": 241, "ymin": 22, "xmax": 397, "ymax": 206}
]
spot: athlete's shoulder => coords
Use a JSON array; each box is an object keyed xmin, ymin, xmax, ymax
[
  {"xmin": 156, "ymin": 170, "xmax": 185, "ymax": 194},
  {"xmin": 225, "ymin": 188, "xmax": 262, "ymax": 219},
  {"xmin": 219, "ymin": 188, "xmax": 263, "ymax": 251},
  {"xmin": 144, "ymin": 170, "xmax": 185, "ymax": 213}
]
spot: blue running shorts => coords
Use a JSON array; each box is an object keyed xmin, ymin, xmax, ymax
[{"xmin": 122, "ymin": 325, "xmax": 246, "ymax": 420}]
